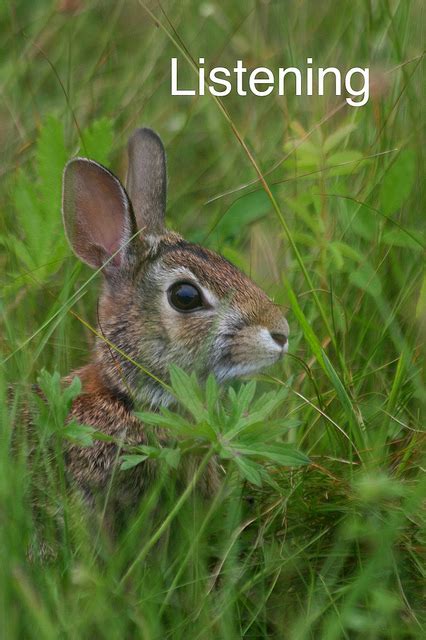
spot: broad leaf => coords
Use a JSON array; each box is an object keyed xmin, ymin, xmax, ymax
[
  {"xmin": 323, "ymin": 124, "xmax": 357, "ymax": 153},
  {"xmin": 169, "ymin": 366, "xmax": 206, "ymax": 421},
  {"xmin": 349, "ymin": 262, "xmax": 382, "ymax": 298},
  {"xmin": 234, "ymin": 456, "xmax": 265, "ymax": 487},
  {"xmin": 231, "ymin": 443, "xmax": 310, "ymax": 466},
  {"xmin": 120, "ymin": 454, "xmax": 148, "ymax": 471},
  {"xmin": 380, "ymin": 150, "xmax": 416, "ymax": 215},
  {"xmin": 159, "ymin": 448, "xmax": 181, "ymax": 469},
  {"xmin": 64, "ymin": 423, "xmax": 96, "ymax": 447},
  {"xmin": 80, "ymin": 117, "xmax": 114, "ymax": 166}
]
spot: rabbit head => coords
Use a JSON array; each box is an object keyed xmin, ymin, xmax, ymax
[{"xmin": 62, "ymin": 129, "xmax": 289, "ymax": 406}]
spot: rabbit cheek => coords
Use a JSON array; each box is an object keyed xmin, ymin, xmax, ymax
[
  {"xmin": 159, "ymin": 308, "xmax": 215, "ymax": 361},
  {"xmin": 230, "ymin": 326, "xmax": 284, "ymax": 369}
]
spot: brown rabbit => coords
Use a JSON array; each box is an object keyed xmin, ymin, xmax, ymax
[{"xmin": 61, "ymin": 128, "xmax": 289, "ymax": 504}]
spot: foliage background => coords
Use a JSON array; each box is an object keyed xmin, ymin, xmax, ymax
[{"xmin": 0, "ymin": 1, "xmax": 424, "ymax": 638}]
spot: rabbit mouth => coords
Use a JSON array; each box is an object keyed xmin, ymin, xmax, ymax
[
  {"xmin": 213, "ymin": 355, "xmax": 281, "ymax": 383},
  {"xmin": 212, "ymin": 329, "xmax": 287, "ymax": 382}
]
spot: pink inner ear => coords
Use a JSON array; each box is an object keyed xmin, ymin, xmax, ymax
[
  {"xmin": 64, "ymin": 159, "xmax": 132, "ymax": 270},
  {"xmin": 76, "ymin": 165, "xmax": 129, "ymax": 261}
]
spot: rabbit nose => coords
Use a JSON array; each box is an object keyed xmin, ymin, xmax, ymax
[{"xmin": 270, "ymin": 331, "xmax": 288, "ymax": 348}]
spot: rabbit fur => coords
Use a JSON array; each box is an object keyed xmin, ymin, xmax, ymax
[{"xmin": 61, "ymin": 128, "xmax": 289, "ymax": 502}]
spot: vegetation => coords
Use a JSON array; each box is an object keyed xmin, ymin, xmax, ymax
[{"xmin": 0, "ymin": 1, "xmax": 424, "ymax": 638}]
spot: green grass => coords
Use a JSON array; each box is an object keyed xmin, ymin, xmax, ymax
[{"xmin": 0, "ymin": 1, "xmax": 424, "ymax": 638}]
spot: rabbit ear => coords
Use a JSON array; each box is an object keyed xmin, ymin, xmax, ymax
[
  {"xmin": 62, "ymin": 158, "xmax": 136, "ymax": 271},
  {"xmin": 126, "ymin": 128, "xmax": 166, "ymax": 235}
]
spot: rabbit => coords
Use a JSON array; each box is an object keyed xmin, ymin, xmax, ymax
[{"xmin": 61, "ymin": 128, "xmax": 289, "ymax": 505}]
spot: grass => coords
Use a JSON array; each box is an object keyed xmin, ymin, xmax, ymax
[{"xmin": 0, "ymin": 1, "xmax": 424, "ymax": 638}]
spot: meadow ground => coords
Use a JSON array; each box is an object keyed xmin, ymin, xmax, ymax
[{"xmin": 0, "ymin": 1, "xmax": 424, "ymax": 638}]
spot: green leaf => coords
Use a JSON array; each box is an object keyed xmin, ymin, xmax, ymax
[
  {"xmin": 233, "ymin": 456, "xmax": 265, "ymax": 487},
  {"xmin": 11, "ymin": 117, "xmax": 68, "ymax": 280},
  {"xmin": 13, "ymin": 171, "xmax": 44, "ymax": 258},
  {"xmin": 64, "ymin": 423, "xmax": 96, "ymax": 447},
  {"xmin": 62, "ymin": 375, "xmax": 82, "ymax": 406},
  {"xmin": 283, "ymin": 193, "xmax": 323, "ymax": 234},
  {"xmin": 36, "ymin": 115, "xmax": 68, "ymax": 218},
  {"xmin": 323, "ymin": 124, "xmax": 357, "ymax": 153},
  {"xmin": 163, "ymin": 407, "xmax": 216, "ymax": 439},
  {"xmin": 328, "ymin": 242, "xmax": 345, "ymax": 270},
  {"xmin": 381, "ymin": 227, "xmax": 424, "ymax": 250},
  {"xmin": 238, "ymin": 418, "xmax": 301, "ymax": 443},
  {"xmin": 35, "ymin": 372, "xmax": 84, "ymax": 434},
  {"xmin": 232, "ymin": 443, "xmax": 310, "ymax": 466},
  {"xmin": 80, "ymin": 117, "xmax": 114, "ymax": 166},
  {"xmin": 331, "ymin": 241, "xmax": 364, "ymax": 264},
  {"xmin": 159, "ymin": 448, "xmax": 181, "ymax": 469},
  {"xmin": 169, "ymin": 366, "xmax": 206, "ymax": 421},
  {"xmin": 91, "ymin": 431, "xmax": 117, "ymax": 444},
  {"xmin": 250, "ymin": 387, "xmax": 285, "ymax": 415},
  {"xmin": 380, "ymin": 149, "xmax": 416, "ymax": 215},
  {"xmin": 284, "ymin": 151, "xmax": 320, "ymax": 171},
  {"xmin": 326, "ymin": 150, "xmax": 363, "ymax": 166},
  {"xmin": 225, "ymin": 388, "xmax": 288, "ymax": 439},
  {"xmin": 325, "ymin": 151, "xmax": 365, "ymax": 175},
  {"xmin": 219, "ymin": 246, "xmax": 250, "ymax": 271},
  {"xmin": 215, "ymin": 185, "xmax": 281, "ymax": 240},
  {"xmin": 0, "ymin": 233, "xmax": 35, "ymax": 271},
  {"xmin": 36, "ymin": 369, "xmax": 60, "ymax": 410},
  {"xmin": 135, "ymin": 408, "xmax": 214, "ymax": 440},
  {"xmin": 135, "ymin": 410, "xmax": 181, "ymax": 429},
  {"xmin": 349, "ymin": 262, "xmax": 382, "ymax": 298},
  {"xmin": 134, "ymin": 445, "xmax": 161, "ymax": 457},
  {"xmin": 236, "ymin": 380, "xmax": 257, "ymax": 414},
  {"xmin": 284, "ymin": 138, "xmax": 320, "ymax": 156},
  {"xmin": 416, "ymin": 273, "xmax": 426, "ymax": 322},
  {"xmin": 120, "ymin": 454, "xmax": 148, "ymax": 471},
  {"xmin": 342, "ymin": 201, "xmax": 377, "ymax": 241},
  {"xmin": 205, "ymin": 373, "xmax": 219, "ymax": 417}
]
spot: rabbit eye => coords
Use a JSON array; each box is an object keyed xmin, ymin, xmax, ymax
[{"xmin": 168, "ymin": 281, "xmax": 204, "ymax": 312}]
